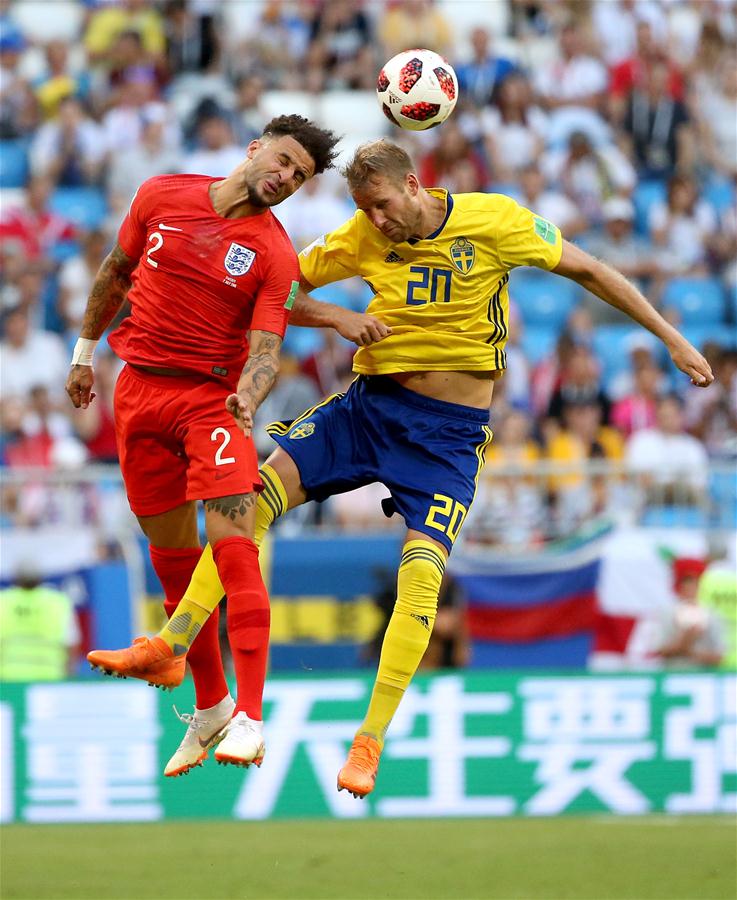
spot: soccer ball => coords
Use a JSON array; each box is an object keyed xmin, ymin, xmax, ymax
[{"xmin": 376, "ymin": 49, "xmax": 458, "ymax": 131}]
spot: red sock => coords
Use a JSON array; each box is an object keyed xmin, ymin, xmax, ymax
[
  {"xmin": 149, "ymin": 545, "xmax": 229, "ymax": 710},
  {"xmin": 212, "ymin": 536, "xmax": 270, "ymax": 720}
]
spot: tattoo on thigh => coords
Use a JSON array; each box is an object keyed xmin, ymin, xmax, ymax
[{"xmin": 205, "ymin": 493, "xmax": 257, "ymax": 521}]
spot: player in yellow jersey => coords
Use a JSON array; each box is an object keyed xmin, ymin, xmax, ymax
[{"xmin": 89, "ymin": 140, "xmax": 714, "ymax": 793}]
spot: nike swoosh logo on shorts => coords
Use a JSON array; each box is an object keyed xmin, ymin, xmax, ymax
[
  {"xmin": 158, "ymin": 223, "xmax": 183, "ymax": 232},
  {"xmin": 214, "ymin": 470, "xmax": 234, "ymax": 480}
]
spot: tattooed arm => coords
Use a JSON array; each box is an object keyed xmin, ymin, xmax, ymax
[
  {"xmin": 225, "ymin": 329, "xmax": 282, "ymax": 437},
  {"xmin": 66, "ymin": 243, "xmax": 138, "ymax": 409}
]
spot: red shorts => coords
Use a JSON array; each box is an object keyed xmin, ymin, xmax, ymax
[{"xmin": 114, "ymin": 365, "xmax": 261, "ymax": 516}]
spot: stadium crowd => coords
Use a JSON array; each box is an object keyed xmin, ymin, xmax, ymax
[{"xmin": 0, "ymin": 0, "xmax": 735, "ymax": 545}]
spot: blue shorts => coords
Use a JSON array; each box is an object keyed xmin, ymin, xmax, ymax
[{"xmin": 266, "ymin": 375, "xmax": 493, "ymax": 553}]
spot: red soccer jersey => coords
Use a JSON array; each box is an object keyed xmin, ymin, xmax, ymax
[{"xmin": 109, "ymin": 174, "xmax": 299, "ymax": 386}]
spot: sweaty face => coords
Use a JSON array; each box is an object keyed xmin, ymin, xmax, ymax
[
  {"xmin": 243, "ymin": 135, "xmax": 315, "ymax": 208},
  {"xmin": 352, "ymin": 175, "xmax": 420, "ymax": 243}
]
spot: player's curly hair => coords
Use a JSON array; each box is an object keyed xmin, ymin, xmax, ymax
[
  {"xmin": 261, "ymin": 115, "xmax": 341, "ymax": 175},
  {"xmin": 343, "ymin": 140, "xmax": 415, "ymax": 191}
]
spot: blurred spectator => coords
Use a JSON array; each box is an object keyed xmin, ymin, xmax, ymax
[
  {"xmin": 57, "ymin": 230, "xmax": 109, "ymax": 340},
  {"xmin": 609, "ymin": 20, "xmax": 684, "ymax": 123},
  {"xmin": 467, "ymin": 409, "xmax": 545, "ymax": 548},
  {"xmin": 698, "ymin": 549, "xmax": 737, "ymax": 669},
  {"xmin": 252, "ymin": 353, "xmax": 321, "ymax": 461},
  {"xmin": 0, "ymin": 174, "xmax": 77, "ymax": 262},
  {"xmin": 3, "ymin": 384, "xmax": 85, "ymax": 470},
  {"xmin": 649, "ymin": 173, "xmax": 718, "ymax": 275},
  {"xmin": 591, "ymin": 0, "xmax": 667, "ymax": 67},
  {"xmin": 84, "ymin": 0, "xmax": 166, "ymax": 67},
  {"xmin": 230, "ymin": 0, "xmax": 312, "ymax": 89},
  {"xmin": 419, "ymin": 573, "xmax": 470, "ymax": 669},
  {"xmin": 379, "ymin": 0, "xmax": 452, "ymax": 61},
  {"xmin": 0, "ymin": 306, "xmax": 68, "ymax": 402},
  {"xmin": 299, "ymin": 330, "xmax": 354, "ymax": 396},
  {"xmin": 516, "ymin": 163, "xmax": 587, "ymax": 239},
  {"xmin": 0, "ymin": 29, "xmax": 37, "ymax": 138},
  {"xmin": 499, "ymin": 305, "xmax": 532, "ymax": 411},
  {"xmin": 275, "ymin": 175, "xmax": 351, "ymax": 252},
  {"xmin": 106, "ymin": 29, "xmax": 166, "ymax": 99},
  {"xmin": 33, "ymin": 40, "xmax": 91, "ymax": 122},
  {"xmin": 534, "ymin": 22, "xmax": 608, "ymax": 115},
  {"xmin": 547, "ymin": 343, "xmax": 609, "ymax": 424},
  {"xmin": 454, "ymin": 26, "xmax": 516, "ymax": 110},
  {"xmin": 164, "ymin": 0, "xmax": 219, "ymax": 78},
  {"xmin": 183, "ymin": 112, "xmax": 243, "ymax": 176},
  {"xmin": 610, "ymin": 362, "xmax": 662, "ymax": 437},
  {"xmin": 683, "ymin": 347, "xmax": 737, "ymax": 456},
  {"xmin": 419, "ymin": 121, "xmax": 489, "ymax": 193},
  {"xmin": 531, "ymin": 330, "xmax": 577, "ymax": 418},
  {"xmin": 70, "ymin": 351, "xmax": 120, "ymax": 464},
  {"xmin": 622, "ymin": 59, "xmax": 693, "ymax": 179},
  {"xmin": 543, "ymin": 130, "xmax": 637, "ymax": 226},
  {"xmin": 230, "ymin": 73, "xmax": 266, "ymax": 146},
  {"xmin": 481, "ymin": 74, "xmax": 547, "ymax": 182},
  {"xmin": 102, "ymin": 82, "xmax": 177, "ymax": 155},
  {"xmin": 106, "ymin": 103, "xmax": 182, "ymax": 222},
  {"xmin": 0, "ymin": 562, "xmax": 80, "ymax": 681},
  {"xmin": 696, "ymin": 55, "xmax": 737, "ymax": 180},
  {"xmin": 30, "ymin": 95, "xmax": 107, "ymax": 186},
  {"xmin": 654, "ymin": 557, "xmax": 725, "ymax": 669},
  {"xmin": 306, "ymin": 0, "xmax": 375, "ymax": 92},
  {"xmin": 626, "ymin": 393, "xmax": 710, "ymax": 503}
]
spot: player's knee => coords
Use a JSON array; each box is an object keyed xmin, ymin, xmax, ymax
[{"xmin": 204, "ymin": 493, "xmax": 255, "ymax": 544}]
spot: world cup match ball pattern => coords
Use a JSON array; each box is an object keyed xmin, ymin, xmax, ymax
[{"xmin": 377, "ymin": 49, "xmax": 458, "ymax": 131}]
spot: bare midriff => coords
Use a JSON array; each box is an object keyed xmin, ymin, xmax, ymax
[{"xmin": 387, "ymin": 370, "xmax": 496, "ymax": 410}]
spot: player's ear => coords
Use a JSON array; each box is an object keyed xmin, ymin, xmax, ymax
[
  {"xmin": 405, "ymin": 173, "xmax": 420, "ymax": 196},
  {"xmin": 246, "ymin": 139, "xmax": 262, "ymax": 159}
]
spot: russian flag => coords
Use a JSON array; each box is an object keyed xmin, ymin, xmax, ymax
[{"xmin": 450, "ymin": 535, "xmax": 607, "ymax": 668}]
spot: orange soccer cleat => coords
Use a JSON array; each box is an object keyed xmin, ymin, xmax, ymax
[
  {"xmin": 337, "ymin": 734, "xmax": 382, "ymax": 799},
  {"xmin": 87, "ymin": 636, "xmax": 185, "ymax": 690}
]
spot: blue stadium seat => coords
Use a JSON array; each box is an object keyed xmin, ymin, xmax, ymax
[
  {"xmin": 680, "ymin": 324, "xmax": 736, "ymax": 352},
  {"xmin": 48, "ymin": 239, "xmax": 81, "ymax": 264},
  {"xmin": 520, "ymin": 326, "xmax": 558, "ymax": 365},
  {"xmin": 49, "ymin": 186, "xmax": 107, "ymax": 229},
  {"xmin": 592, "ymin": 325, "xmax": 644, "ymax": 380},
  {"xmin": 509, "ymin": 270, "xmax": 580, "ymax": 329},
  {"xmin": 641, "ymin": 506, "xmax": 709, "ymax": 528},
  {"xmin": 662, "ymin": 278, "xmax": 725, "ymax": 325},
  {"xmin": 633, "ymin": 179, "xmax": 666, "ymax": 235},
  {"xmin": 704, "ymin": 177, "xmax": 735, "ymax": 214},
  {"xmin": 0, "ymin": 139, "xmax": 29, "ymax": 188}
]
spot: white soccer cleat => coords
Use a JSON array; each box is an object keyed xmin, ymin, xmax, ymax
[
  {"xmin": 164, "ymin": 695, "xmax": 236, "ymax": 777},
  {"xmin": 214, "ymin": 711, "xmax": 265, "ymax": 768}
]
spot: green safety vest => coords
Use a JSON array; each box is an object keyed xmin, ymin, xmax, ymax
[
  {"xmin": 0, "ymin": 586, "xmax": 74, "ymax": 681},
  {"xmin": 698, "ymin": 567, "xmax": 737, "ymax": 670}
]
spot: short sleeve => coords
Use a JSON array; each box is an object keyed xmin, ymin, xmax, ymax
[
  {"xmin": 117, "ymin": 178, "xmax": 156, "ymax": 261},
  {"xmin": 494, "ymin": 196, "xmax": 563, "ymax": 271},
  {"xmin": 250, "ymin": 237, "xmax": 300, "ymax": 339},
  {"xmin": 298, "ymin": 213, "xmax": 359, "ymax": 287}
]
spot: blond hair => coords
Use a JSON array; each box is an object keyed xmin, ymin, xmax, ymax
[{"xmin": 342, "ymin": 140, "xmax": 415, "ymax": 191}]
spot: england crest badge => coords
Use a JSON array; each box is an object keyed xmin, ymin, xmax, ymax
[{"xmin": 224, "ymin": 242, "xmax": 256, "ymax": 276}]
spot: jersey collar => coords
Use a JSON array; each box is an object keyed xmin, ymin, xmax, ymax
[{"xmin": 408, "ymin": 188, "xmax": 454, "ymax": 245}]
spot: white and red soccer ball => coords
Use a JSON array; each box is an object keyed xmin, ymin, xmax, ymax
[{"xmin": 376, "ymin": 49, "xmax": 458, "ymax": 131}]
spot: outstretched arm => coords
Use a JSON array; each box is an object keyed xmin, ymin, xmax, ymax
[
  {"xmin": 553, "ymin": 241, "xmax": 714, "ymax": 387},
  {"xmin": 226, "ymin": 329, "xmax": 282, "ymax": 437},
  {"xmin": 65, "ymin": 243, "xmax": 138, "ymax": 408},
  {"xmin": 290, "ymin": 277, "xmax": 392, "ymax": 346}
]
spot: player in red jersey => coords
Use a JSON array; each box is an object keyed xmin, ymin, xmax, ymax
[{"xmin": 66, "ymin": 116, "xmax": 347, "ymax": 775}]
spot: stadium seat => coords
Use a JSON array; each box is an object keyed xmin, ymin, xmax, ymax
[
  {"xmin": 633, "ymin": 179, "xmax": 666, "ymax": 235},
  {"xmin": 641, "ymin": 506, "xmax": 709, "ymax": 528},
  {"xmin": 520, "ymin": 325, "xmax": 558, "ymax": 365},
  {"xmin": 48, "ymin": 240, "xmax": 81, "ymax": 264},
  {"xmin": 680, "ymin": 324, "xmax": 735, "ymax": 352},
  {"xmin": 509, "ymin": 270, "xmax": 580, "ymax": 328},
  {"xmin": 662, "ymin": 278, "xmax": 725, "ymax": 325},
  {"xmin": 592, "ymin": 325, "xmax": 645, "ymax": 381},
  {"xmin": 704, "ymin": 177, "xmax": 736, "ymax": 214},
  {"xmin": 49, "ymin": 187, "xmax": 107, "ymax": 230},
  {"xmin": 0, "ymin": 139, "xmax": 29, "ymax": 188}
]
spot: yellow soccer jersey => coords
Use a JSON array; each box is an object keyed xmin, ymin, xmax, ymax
[{"xmin": 299, "ymin": 189, "xmax": 563, "ymax": 375}]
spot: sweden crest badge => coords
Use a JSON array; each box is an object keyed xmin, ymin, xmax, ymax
[{"xmin": 450, "ymin": 237, "xmax": 475, "ymax": 274}]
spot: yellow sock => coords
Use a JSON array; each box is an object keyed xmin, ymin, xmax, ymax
[
  {"xmin": 359, "ymin": 539, "xmax": 446, "ymax": 748},
  {"xmin": 158, "ymin": 596, "xmax": 213, "ymax": 655},
  {"xmin": 157, "ymin": 545, "xmax": 223, "ymax": 652},
  {"xmin": 255, "ymin": 464, "xmax": 288, "ymax": 547}
]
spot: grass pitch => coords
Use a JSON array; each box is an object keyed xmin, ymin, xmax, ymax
[{"xmin": 1, "ymin": 816, "xmax": 734, "ymax": 900}]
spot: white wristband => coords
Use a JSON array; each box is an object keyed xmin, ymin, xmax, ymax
[{"xmin": 71, "ymin": 338, "xmax": 98, "ymax": 367}]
